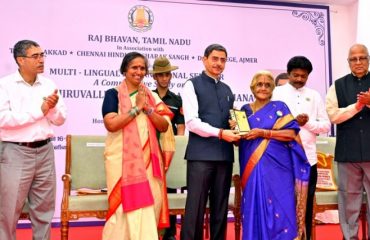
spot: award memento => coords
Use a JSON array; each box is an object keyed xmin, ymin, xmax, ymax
[
  {"xmin": 229, "ymin": 109, "xmax": 250, "ymax": 134},
  {"xmin": 316, "ymin": 152, "xmax": 337, "ymax": 191}
]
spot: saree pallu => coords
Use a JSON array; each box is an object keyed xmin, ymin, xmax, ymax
[
  {"xmin": 239, "ymin": 101, "xmax": 310, "ymax": 240},
  {"xmin": 102, "ymin": 91, "xmax": 174, "ymax": 240}
]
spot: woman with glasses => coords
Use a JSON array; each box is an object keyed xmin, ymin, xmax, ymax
[{"xmin": 230, "ymin": 70, "xmax": 310, "ymax": 239}]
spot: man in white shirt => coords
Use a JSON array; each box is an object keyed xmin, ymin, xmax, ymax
[
  {"xmin": 0, "ymin": 40, "xmax": 67, "ymax": 240},
  {"xmin": 273, "ymin": 56, "xmax": 331, "ymax": 239}
]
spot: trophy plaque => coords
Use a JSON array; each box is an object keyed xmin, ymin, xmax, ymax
[{"xmin": 229, "ymin": 109, "xmax": 250, "ymax": 134}]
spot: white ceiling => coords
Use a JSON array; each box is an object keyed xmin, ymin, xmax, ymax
[{"xmin": 267, "ymin": 0, "xmax": 357, "ymax": 6}]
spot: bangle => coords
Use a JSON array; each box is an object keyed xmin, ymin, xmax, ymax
[
  {"xmin": 128, "ymin": 107, "xmax": 139, "ymax": 117},
  {"xmin": 128, "ymin": 109, "xmax": 135, "ymax": 117},
  {"xmin": 144, "ymin": 107, "xmax": 154, "ymax": 115},
  {"xmin": 133, "ymin": 106, "xmax": 140, "ymax": 115},
  {"xmin": 268, "ymin": 130, "xmax": 272, "ymax": 138},
  {"xmin": 218, "ymin": 129, "xmax": 224, "ymax": 140}
]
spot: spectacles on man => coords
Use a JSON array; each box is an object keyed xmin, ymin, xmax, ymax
[
  {"xmin": 347, "ymin": 56, "xmax": 369, "ymax": 64},
  {"xmin": 22, "ymin": 53, "xmax": 46, "ymax": 60}
]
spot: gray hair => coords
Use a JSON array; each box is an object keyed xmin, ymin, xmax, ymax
[{"xmin": 13, "ymin": 40, "xmax": 40, "ymax": 64}]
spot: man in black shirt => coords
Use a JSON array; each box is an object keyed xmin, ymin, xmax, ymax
[{"xmin": 151, "ymin": 56, "xmax": 185, "ymax": 240}]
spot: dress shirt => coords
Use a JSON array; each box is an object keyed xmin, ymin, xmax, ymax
[
  {"xmin": 0, "ymin": 71, "xmax": 67, "ymax": 142},
  {"xmin": 182, "ymin": 78, "xmax": 220, "ymax": 138},
  {"xmin": 326, "ymin": 82, "xmax": 369, "ymax": 124},
  {"xmin": 273, "ymin": 83, "xmax": 331, "ymax": 165}
]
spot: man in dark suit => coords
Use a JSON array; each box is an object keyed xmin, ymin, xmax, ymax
[{"xmin": 181, "ymin": 44, "xmax": 240, "ymax": 240}]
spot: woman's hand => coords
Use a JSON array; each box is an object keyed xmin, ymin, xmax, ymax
[
  {"xmin": 242, "ymin": 128, "xmax": 296, "ymax": 142},
  {"xmin": 135, "ymin": 85, "xmax": 146, "ymax": 110},
  {"xmin": 243, "ymin": 128, "xmax": 264, "ymax": 140}
]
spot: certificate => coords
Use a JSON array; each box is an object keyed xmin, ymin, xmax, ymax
[{"xmin": 229, "ymin": 109, "xmax": 250, "ymax": 134}]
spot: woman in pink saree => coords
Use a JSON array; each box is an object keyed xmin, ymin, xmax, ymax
[
  {"xmin": 234, "ymin": 71, "xmax": 310, "ymax": 239},
  {"xmin": 101, "ymin": 52, "xmax": 175, "ymax": 240}
]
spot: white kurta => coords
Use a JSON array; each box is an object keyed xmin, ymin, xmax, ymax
[{"xmin": 272, "ymin": 83, "xmax": 331, "ymax": 165}]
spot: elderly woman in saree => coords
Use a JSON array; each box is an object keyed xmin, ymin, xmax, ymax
[
  {"xmin": 232, "ymin": 70, "xmax": 310, "ymax": 240},
  {"xmin": 101, "ymin": 52, "xmax": 175, "ymax": 240}
]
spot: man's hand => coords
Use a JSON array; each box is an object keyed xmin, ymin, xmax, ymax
[
  {"xmin": 41, "ymin": 89, "xmax": 59, "ymax": 115},
  {"xmin": 357, "ymin": 89, "xmax": 370, "ymax": 106},
  {"xmin": 296, "ymin": 113, "xmax": 309, "ymax": 126},
  {"xmin": 228, "ymin": 119, "xmax": 237, "ymax": 130},
  {"xmin": 221, "ymin": 129, "xmax": 241, "ymax": 142}
]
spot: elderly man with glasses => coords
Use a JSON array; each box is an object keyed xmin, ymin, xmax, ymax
[
  {"xmin": 0, "ymin": 40, "xmax": 67, "ymax": 240},
  {"xmin": 326, "ymin": 43, "xmax": 370, "ymax": 240}
]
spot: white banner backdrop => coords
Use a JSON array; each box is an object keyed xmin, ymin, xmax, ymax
[{"xmin": 0, "ymin": 0, "xmax": 331, "ymax": 221}]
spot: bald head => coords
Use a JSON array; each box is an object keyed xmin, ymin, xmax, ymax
[
  {"xmin": 348, "ymin": 44, "xmax": 369, "ymax": 57},
  {"xmin": 347, "ymin": 43, "xmax": 369, "ymax": 78}
]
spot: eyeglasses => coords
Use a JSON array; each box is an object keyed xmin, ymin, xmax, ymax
[
  {"xmin": 347, "ymin": 56, "xmax": 369, "ymax": 64},
  {"xmin": 256, "ymin": 82, "xmax": 272, "ymax": 88},
  {"xmin": 22, "ymin": 53, "xmax": 46, "ymax": 60}
]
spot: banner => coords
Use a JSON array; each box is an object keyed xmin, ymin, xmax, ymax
[{"xmin": 0, "ymin": 0, "xmax": 331, "ymax": 220}]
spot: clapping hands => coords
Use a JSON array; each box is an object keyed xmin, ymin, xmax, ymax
[
  {"xmin": 357, "ymin": 88, "xmax": 370, "ymax": 109},
  {"xmin": 41, "ymin": 89, "xmax": 59, "ymax": 115}
]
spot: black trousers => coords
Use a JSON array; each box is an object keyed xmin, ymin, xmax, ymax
[
  {"xmin": 180, "ymin": 160, "xmax": 233, "ymax": 240},
  {"xmin": 306, "ymin": 164, "xmax": 317, "ymax": 240}
]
